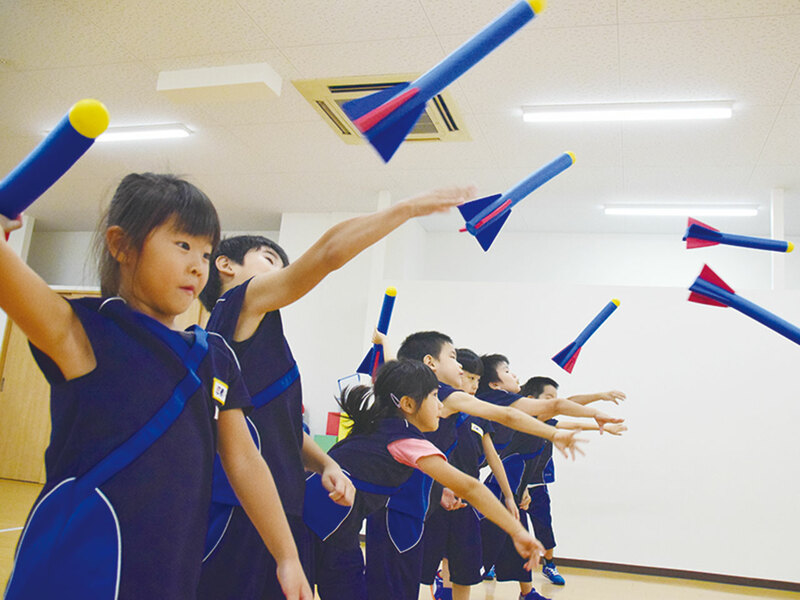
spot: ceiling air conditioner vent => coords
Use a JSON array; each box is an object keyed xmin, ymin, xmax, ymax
[{"xmin": 294, "ymin": 75, "xmax": 470, "ymax": 145}]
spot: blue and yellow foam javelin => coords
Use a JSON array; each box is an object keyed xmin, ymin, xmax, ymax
[
  {"xmin": 356, "ymin": 287, "xmax": 397, "ymax": 379},
  {"xmin": 341, "ymin": 1, "xmax": 546, "ymax": 162},
  {"xmin": 458, "ymin": 152, "xmax": 574, "ymax": 251},
  {"xmin": 689, "ymin": 264, "xmax": 800, "ymax": 345},
  {"xmin": 683, "ymin": 217, "xmax": 794, "ymax": 253},
  {"xmin": 0, "ymin": 99, "xmax": 109, "ymax": 221},
  {"xmin": 552, "ymin": 299, "xmax": 620, "ymax": 373}
]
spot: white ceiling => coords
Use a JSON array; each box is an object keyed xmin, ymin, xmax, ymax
[{"xmin": 2, "ymin": 0, "xmax": 800, "ymax": 237}]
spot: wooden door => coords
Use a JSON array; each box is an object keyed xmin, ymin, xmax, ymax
[{"xmin": 0, "ymin": 294, "xmax": 206, "ymax": 483}]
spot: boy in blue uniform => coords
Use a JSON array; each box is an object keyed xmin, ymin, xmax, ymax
[
  {"xmin": 517, "ymin": 376, "xmax": 626, "ymax": 586},
  {"xmin": 423, "ymin": 349, "xmax": 519, "ymax": 600},
  {"xmin": 477, "ymin": 359, "xmax": 624, "ymax": 599},
  {"xmin": 198, "ymin": 187, "xmax": 476, "ymax": 599},
  {"xmin": 365, "ymin": 333, "xmax": 585, "ymax": 600}
]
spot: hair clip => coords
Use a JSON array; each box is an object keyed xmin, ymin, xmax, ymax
[{"xmin": 390, "ymin": 393, "xmax": 401, "ymax": 407}]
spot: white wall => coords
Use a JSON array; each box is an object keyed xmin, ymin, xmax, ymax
[{"xmin": 17, "ymin": 212, "xmax": 800, "ymax": 583}]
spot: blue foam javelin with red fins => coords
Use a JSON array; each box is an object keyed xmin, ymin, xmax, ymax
[
  {"xmin": 356, "ymin": 287, "xmax": 397, "ymax": 379},
  {"xmin": 0, "ymin": 99, "xmax": 109, "ymax": 228},
  {"xmin": 341, "ymin": 0, "xmax": 546, "ymax": 162},
  {"xmin": 683, "ymin": 218, "xmax": 794, "ymax": 253},
  {"xmin": 689, "ymin": 264, "xmax": 800, "ymax": 345},
  {"xmin": 552, "ymin": 299, "xmax": 620, "ymax": 373},
  {"xmin": 458, "ymin": 151, "xmax": 574, "ymax": 251}
]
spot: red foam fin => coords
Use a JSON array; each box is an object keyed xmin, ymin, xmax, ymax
[
  {"xmin": 698, "ymin": 264, "xmax": 735, "ymax": 294},
  {"xmin": 353, "ymin": 88, "xmax": 420, "ymax": 133},
  {"xmin": 563, "ymin": 347, "xmax": 580, "ymax": 373},
  {"xmin": 326, "ymin": 412, "xmax": 341, "ymax": 436},
  {"xmin": 686, "ymin": 237, "xmax": 719, "ymax": 249},
  {"xmin": 688, "ymin": 291, "xmax": 727, "ymax": 307},
  {"xmin": 687, "ymin": 217, "xmax": 718, "ymax": 231}
]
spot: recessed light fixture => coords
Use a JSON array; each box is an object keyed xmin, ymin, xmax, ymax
[
  {"xmin": 522, "ymin": 100, "xmax": 733, "ymax": 123},
  {"xmin": 94, "ymin": 123, "xmax": 193, "ymax": 142},
  {"xmin": 603, "ymin": 205, "xmax": 758, "ymax": 217}
]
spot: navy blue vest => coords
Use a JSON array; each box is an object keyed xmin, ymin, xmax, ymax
[
  {"xmin": 16, "ymin": 297, "xmax": 250, "ymax": 599},
  {"xmin": 206, "ymin": 279, "xmax": 304, "ymax": 516}
]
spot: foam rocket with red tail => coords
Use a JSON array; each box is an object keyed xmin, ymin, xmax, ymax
[
  {"xmin": 458, "ymin": 152, "xmax": 574, "ymax": 251},
  {"xmin": 341, "ymin": 0, "xmax": 546, "ymax": 162},
  {"xmin": 0, "ymin": 99, "xmax": 109, "ymax": 231},
  {"xmin": 552, "ymin": 299, "xmax": 620, "ymax": 373},
  {"xmin": 688, "ymin": 264, "xmax": 800, "ymax": 345},
  {"xmin": 683, "ymin": 218, "xmax": 794, "ymax": 253},
  {"xmin": 356, "ymin": 287, "xmax": 397, "ymax": 378}
]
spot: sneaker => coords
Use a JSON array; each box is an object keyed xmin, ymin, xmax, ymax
[
  {"xmin": 482, "ymin": 565, "xmax": 496, "ymax": 580},
  {"xmin": 542, "ymin": 562, "xmax": 565, "ymax": 585},
  {"xmin": 520, "ymin": 590, "xmax": 551, "ymax": 600},
  {"xmin": 431, "ymin": 571, "xmax": 452, "ymax": 600}
]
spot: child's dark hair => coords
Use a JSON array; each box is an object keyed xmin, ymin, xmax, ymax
[
  {"xmin": 397, "ymin": 331, "xmax": 453, "ymax": 362},
  {"xmin": 520, "ymin": 376, "xmax": 559, "ymax": 398},
  {"xmin": 200, "ymin": 235, "xmax": 290, "ymax": 310},
  {"xmin": 457, "ymin": 348, "xmax": 483, "ymax": 376},
  {"xmin": 477, "ymin": 353, "xmax": 510, "ymax": 394},
  {"xmin": 338, "ymin": 360, "xmax": 438, "ymax": 436},
  {"xmin": 94, "ymin": 173, "xmax": 220, "ymax": 297}
]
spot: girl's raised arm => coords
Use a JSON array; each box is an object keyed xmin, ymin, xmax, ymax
[{"xmin": 0, "ymin": 217, "xmax": 94, "ymax": 379}]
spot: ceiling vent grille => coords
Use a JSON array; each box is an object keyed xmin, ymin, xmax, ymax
[{"xmin": 294, "ymin": 75, "xmax": 470, "ymax": 145}]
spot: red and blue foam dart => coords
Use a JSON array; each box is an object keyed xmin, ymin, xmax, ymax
[
  {"xmin": 683, "ymin": 218, "xmax": 794, "ymax": 253},
  {"xmin": 341, "ymin": 0, "xmax": 546, "ymax": 162},
  {"xmin": 552, "ymin": 299, "xmax": 620, "ymax": 373},
  {"xmin": 0, "ymin": 99, "xmax": 109, "ymax": 229},
  {"xmin": 458, "ymin": 152, "xmax": 574, "ymax": 251},
  {"xmin": 689, "ymin": 264, "xmax": 800, "ymax": 345},
  {"xmin": 356, "ymin": 287, "xmax": 397, "ymax": 379}
]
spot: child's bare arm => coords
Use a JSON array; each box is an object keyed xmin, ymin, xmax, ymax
[
  {"xmin": 567, "ymin": 390, "xmax": 626, "ymax": 405},
  {"xmin": 511, "ymin": 396, "xmax": 624, "ymax": 433},
  {"xmin": 218, "ymin": 409, "xmax": 313, "ymax": 600},
  {"xmin": 0, "ymin": 216, "xmax": 94, "ymax": 379},
  {"xmin": 557, "ymin": 420, "xmax": 628, "ymax": 436},
  {"xmin": 242, "ymin": 187, "xmax": 475, "ymax": 317},
  {"xmin": 301, "ymin": 433, "xmax": 355, "ymax": 506},
  {"xmin": 417, "ymin": 454, "xmax": 543, "ymax": 570},
  {"xmin": 482, "ymin": 433, "xmax": 519, "ymax": 520}
]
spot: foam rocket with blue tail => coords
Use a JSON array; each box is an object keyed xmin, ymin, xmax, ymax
[
  {"xmin": 356, "ymin": 287, "xmax": 397, "ymax": 379},
  {"xmin": 458, "ymin": 152, "xmax": 574, "ymax": 251},
  {"xmin": 683, "ymin": 218, "xmax": 794, "ymax": 253},
  {"xmin": 688, "ymin": 264, "xmax": 800, "ymax": 345},
  {"xmin": 0, "ymin": 99, "xmax": 109, "ymax": 230},
  {"xmin": 341, "ymin": 0, "xmax": 546, "ymax": 162},
  {"xmin": 552, "ymin": 299, "xmax": 620, "ymax": 373}
]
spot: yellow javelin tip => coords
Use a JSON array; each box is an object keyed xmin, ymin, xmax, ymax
[
  {"xmin": 69, "ymin": 99, "xmax": 109, "ymax": 139},
  {"xmin": 529, "ymin": 0, "xmax": 547, "ymax": 15},
  {"xmin": 385, "ymin": 286, "xmax": 397, "ymax": 296},
  {"xmin": 611, "ymin": 298, "xmax": 620, "ymax": 307},
  {"xmin": 787, "ymin": 242, "xmax": 794, "ymax": 253}
]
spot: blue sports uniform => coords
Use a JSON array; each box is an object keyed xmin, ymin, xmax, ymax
[
  {"xmin": 305, "ymin": 418, "xmax": 437, "ymax": 600},
  {"xmin": 364, "ymin": 383, "xmax": 461, "ymax": 600},
  {"xmin": 524, "ymin": 418, "xmax": 558, "ymax": 550},
  {"xmin": 199, "ymin": 279, "xmax": 312, "ymax": 600},
  {"xmin": 6, "ymin": 297, "xmax": 251, "ymax": 600},
  {"xmin": 421, "ymin": 415, "xmax": 493, "ymax": 586}
]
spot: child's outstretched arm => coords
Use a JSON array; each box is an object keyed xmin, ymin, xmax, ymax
[
  {"xmin": 371, "ymin": 329, "xmax": 395, "ymax": 361},
  {"xmin": 557, "ymin": 421, "xmax": 628, "ymax": 436},
  {"xmin": 301, "ymin": 433, "xmax": 355, "ymax": 507},
  {"xmin": 482, "ymin": 432, "xmax": 519, "ymax": 520},
  {"xmin": 243, "ymin": 186, "xmax": 476, "ymax": 316},
  {"xmin": 218, "ymin": 409, "xmax": 313, "ymax": 600},
  {"xmin": 568, "ymin": 390, "xmax": 626, "ymax": 405},
  {"xmin": 417, "ymin": 454, "xmax": 543, "ymax": 569},
  {"xmin": 442, "ymin": 391, "xmax": 587, "ymax": 460},
  {"xmin": 0, "ymin": 216, "xmax": 94, "ymax": 379},
  {"xmin": 510, "ymin": 396, "xmax": 624, "ymax": 434}
]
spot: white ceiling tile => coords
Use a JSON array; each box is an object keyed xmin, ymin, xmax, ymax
[
  {"xmin": 0, "ymin": 1, "xmax": 135, "ymax": 70},
  {"xmin": 619, "ymin": 16, "xmax": 800, "ymax": 105},
  {"xmin": 66, "ymin": 0, "xmax": 273, "ymax": 60},
  {"xmin": 618, "ymin": 0, "xmax": 800, "ymax": 23},
  {"xmin": 237, "ymin": 0, "xmax": 434, "ymax": 47},
  {"xmin": 758, "ymin": 104, "xmax": 800, "ymax": 165},
  {"xmin": 621, "ymin": 105, "xmax": 779, "ymax": 167}
]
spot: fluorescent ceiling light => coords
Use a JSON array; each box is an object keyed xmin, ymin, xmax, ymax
[
  {"xmin": 523, "ymin": 101, "xmax": 733, "ymax": 123},
  {"xmin": 95, "ymin": 123, "xmax": 193, "ymax": 142},
  {"xmin": 604, "ymin": 205, "xmax": 758, "ymax": 217}
]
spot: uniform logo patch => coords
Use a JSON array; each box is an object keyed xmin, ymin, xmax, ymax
[
  {"xmin": 470, "ymin": 422, "xmax": 484, "ymax": 436},
  {"xmin": 212, "ymin": 378, "xmax": 229, "ymax": 405}
]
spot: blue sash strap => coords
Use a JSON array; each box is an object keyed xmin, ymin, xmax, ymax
[{"xmin": 250, "ymin": 363, "xmax": 299, "ymax": 408}]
